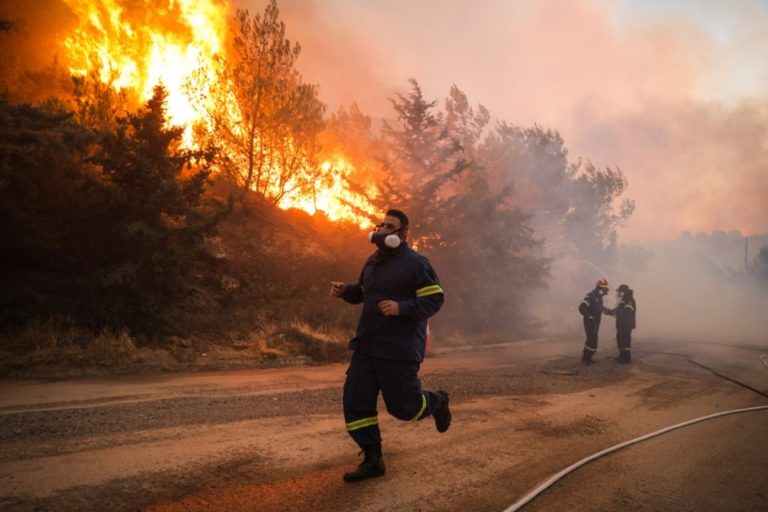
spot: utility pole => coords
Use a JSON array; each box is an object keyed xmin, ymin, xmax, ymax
[{"xmin": 745, "ymin": 235, "xmax": 749, "ymax": 270}]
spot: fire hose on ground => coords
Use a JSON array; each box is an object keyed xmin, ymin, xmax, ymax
[{"xmin": 503, "ymin": 351, "xmax": 768, "ymax": 512}]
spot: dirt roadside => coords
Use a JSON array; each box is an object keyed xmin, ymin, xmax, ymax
[{"xmin": 0, "ymin": 337, "xmax": 766, "ymax": 511}]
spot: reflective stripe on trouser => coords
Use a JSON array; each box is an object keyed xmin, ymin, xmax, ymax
[
  {"xmin": 582, "ymin": 318, "xmax": 599, "ymax": 361},
  {"xmin": 346, "ymin": 416, "xmax": 378, "ymax": 431},
  {"xmin": 343, "ymin": 350, "xmax": 439, "ymax": 448}
]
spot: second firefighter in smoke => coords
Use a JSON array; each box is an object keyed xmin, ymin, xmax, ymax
[{"xmin": 603, "ymin": 284, "xmax": 637, "ymax": 364}]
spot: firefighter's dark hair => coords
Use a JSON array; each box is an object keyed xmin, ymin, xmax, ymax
[{"xmin": 385, "ymin": 209, "xmax": 409, "ymax": 229}]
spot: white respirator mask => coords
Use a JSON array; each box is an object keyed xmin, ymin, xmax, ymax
[{"xmin": 368, "ymin": 231, "xmax": 401, "ymax": 249}]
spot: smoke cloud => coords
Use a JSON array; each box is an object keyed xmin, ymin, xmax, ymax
[
  {"xmin": 613, "ymin": 236, "xmax": 768, "ymax": 344},
  {"xmin": 254, "ymin": 0, "xmax": 768, "ymax": 241}
]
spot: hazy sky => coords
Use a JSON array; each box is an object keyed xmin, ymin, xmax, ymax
[{"xmin": 239, "ymin": 0, "xmax": 768, "ymax": 242}]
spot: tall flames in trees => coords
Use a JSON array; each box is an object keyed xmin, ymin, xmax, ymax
[
  {"xmin": 61, "ymin": 0, "xmax": 376, "ymax": 227},
  {"xmin": 63, "ymin": 0, "xmax": 228, "ymax": 142}
]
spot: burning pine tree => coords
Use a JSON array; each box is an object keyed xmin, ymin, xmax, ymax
[{"xmin": 59, "ymin": 0, "xmax": 377, "ymax": 226}]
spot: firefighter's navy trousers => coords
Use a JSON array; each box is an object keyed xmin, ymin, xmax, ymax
[
  {"xmin": 582, "ymin": 318, "xmax": 600, "ymax": 362},
  {"xmin": 617, "ymin": 327, "xmax": 632, "ymax": 362},
  {"xmin": 343, "ymin": 349, "xmax": 439, "ymax": 447}
]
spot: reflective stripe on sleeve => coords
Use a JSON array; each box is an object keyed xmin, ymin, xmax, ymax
[
  {"xmin": 624, "ymin": 304, "xmax": 634, "ymax": 311},
  {"xmin": 416, "ymin": 284, "xmax": 444, "ymax": 298},
  {"xmin": 346, "ymin": 416, "xmax": 378, "ymax": 432}
]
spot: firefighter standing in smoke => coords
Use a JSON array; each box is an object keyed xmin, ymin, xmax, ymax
[
  {"xmin": 331, "ymin": 209, "xmax": 451, "ymax": 483},
  {"xmin": 603, "ymin": 284, "xmax": 637, "ymax": 364},
  {"xmin": 579, "ymin": 278, "xmax": 610, "ymax": 364}
]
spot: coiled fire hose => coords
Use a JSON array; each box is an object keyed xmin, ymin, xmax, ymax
[{"xmin": 503, "ymin": 352, "xmax": 768, "ymax": 512}]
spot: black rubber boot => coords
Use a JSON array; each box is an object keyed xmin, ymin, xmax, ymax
[
  {"xmin": 433, "ymin": 390, "xmax": 452, "ymax": 433},
  {"xmin": 343, "ymin": 443, "xmax": 385, "ymax": 483}
]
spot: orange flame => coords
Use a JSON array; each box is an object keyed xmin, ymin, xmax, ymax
[
  {"xmin": 61, "ymin": 0, "xmax": 376, "ymax": 228},
  {"xmin": 63, "ymin": 0, "xmax": 228, "ymax": 144},
  {"xmin": 278, "ymin": 158, "xmax": 378, "ymax": 229}
]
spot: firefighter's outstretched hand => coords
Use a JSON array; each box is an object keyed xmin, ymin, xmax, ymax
[
  {"xmin": 331, "ymin": 281, "xmax": 345, "ymax": 297},
  {"xmin": 378, "ymin": 300, "xmax": 399, "ymax": 316}
]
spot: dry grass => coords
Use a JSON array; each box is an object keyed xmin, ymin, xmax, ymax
[
  {"xmin": 0, "ymin": 317, "xmax": 138, "ymax": 369},
  {"xmin": 223, "ymin": 318, "xmax": 350, "ymax": 364},
  {"xmin": 0, "ymin": 315, "xmax": 350, "ymax": 377},
  {"xmin": 280, "ymin": 319, "xmax": 350, "ymax": 363}
]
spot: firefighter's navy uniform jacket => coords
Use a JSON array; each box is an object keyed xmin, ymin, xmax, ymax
[
  {"xmin": 609, "ymin": 291, "xmax": 636, "ymax": 362},
  {"xmin": 341, "ymin": 242, "xmax": 445, "ymax": 448},
  {"xmin": 579, "ymin": 289, "xmax": 604, "ymax": 362}
]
